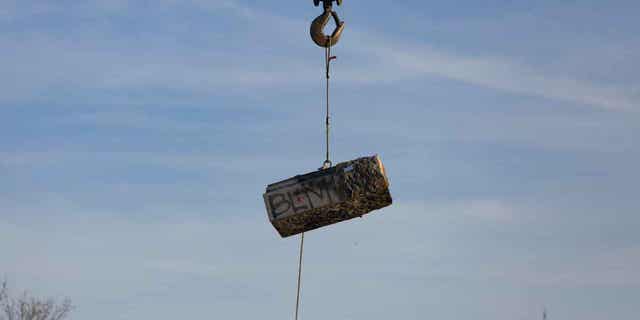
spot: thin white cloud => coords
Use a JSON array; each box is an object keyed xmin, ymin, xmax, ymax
[
  {"xmin": 394, "ymin": 199, "xmax": 516, "ymax": 223},
  {"xmin": 0, "ymin": 0, "xmax": 637, "ymax": 111},
  {"xmin": 0, "ymin": 150, "xmax": 268, "ymax": 170},
  {"xmin": 479, "ymin": 245, "xmax": 640, "ymax": 287},
  {"xmin": 2, "ymin": 187, "xmax": 639, "ymax": 320},
  {"xmin": 338, "ymin": 33, "xmax": 638, "ymax": 111}
]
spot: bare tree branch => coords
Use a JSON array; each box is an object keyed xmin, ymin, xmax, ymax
[{"xmin": 0, "ymin": 281, "xmax": 72, "ymax": 320}]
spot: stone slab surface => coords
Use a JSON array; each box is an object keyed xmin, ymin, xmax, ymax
[{"xmin": 264, "ymin": 155, "xmax": 392, "ymax": 237}]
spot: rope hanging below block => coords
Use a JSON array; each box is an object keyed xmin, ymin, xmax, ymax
[{"xmin": 294, "ymin": 232, "xmax": 305, "ymax": 320}]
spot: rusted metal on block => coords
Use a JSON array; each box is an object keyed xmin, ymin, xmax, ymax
[{"xmin": 264, "ymin": 155, "xmax": 392, "ymax": 238}]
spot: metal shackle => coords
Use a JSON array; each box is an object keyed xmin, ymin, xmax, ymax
[{"xmin": 310, "ymin": 0, "xmax": 345, "ymax": 48}]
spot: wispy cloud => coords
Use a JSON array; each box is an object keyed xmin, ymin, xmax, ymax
[
  {"xmin": 394, "ymin": 199, "xmax": 516, "ymax": 224},
  {"xmin": 372, "ymin": 43, "xmax": 637, "ymax": 111},
  {"xmin": 1, "ymin": 0, "xmax": 637, "ymax": 111},
  {"xmin": 478, "ymin": 245, "xmax": 640, "ymax": 287}
]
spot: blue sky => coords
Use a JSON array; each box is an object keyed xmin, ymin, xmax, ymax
[{"xmin": 1, "ymin": 1, "xmax": 639, "ymax": 319}]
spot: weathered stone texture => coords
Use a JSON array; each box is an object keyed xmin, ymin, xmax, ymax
[{"xmin": 264, "ymin": 155, "xmax": 392, "ymax": 237}]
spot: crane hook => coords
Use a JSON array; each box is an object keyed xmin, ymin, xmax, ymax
[{"xmin": 310, "ymin": 0, "xmax": 345, "ymax": 48}]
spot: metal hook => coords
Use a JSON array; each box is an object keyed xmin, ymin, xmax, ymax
[{"xmin": 310, "ymin": 0, "xmax": 345, "ymax": 48}]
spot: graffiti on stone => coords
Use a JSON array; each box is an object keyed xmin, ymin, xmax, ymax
[{"xmin": 265, "ymin": 175, "xmax": 343, "ymax": 220}]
